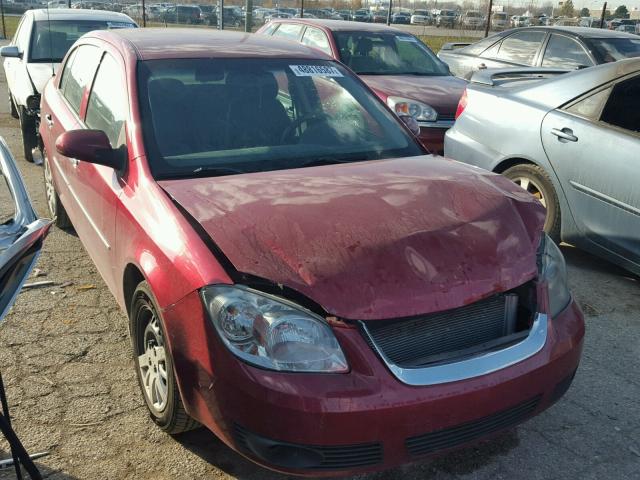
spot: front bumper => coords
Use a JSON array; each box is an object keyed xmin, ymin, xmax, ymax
[{"xmin": 163, "ymin": 292, "xmax": 584, "ymax": 476}]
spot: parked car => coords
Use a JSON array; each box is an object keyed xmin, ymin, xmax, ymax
[
  {"xmin": 160, "ymin": 5, "xmax": 203, "ymax": 24},
  {"xmin": 257, "ymin": 19, "xmax": 467, "ymax": 153},
  {"xmin": 460, "ymin": 10, "xmax": 484, "ymax": 29},
  {"xmin": 40, "ymin": 27, "xmax": 583, "ymax": 476},
  {"xmin": 616, "ymin": 24, "xmax": 637, "ymax": 34},
  {"xmin": 371, "ymin": 10, "xmax": 388, "ymax": 23},
  {"xmin": 352, "ymin": 8, "xmax": 370, "ymax": 22},
  {"xmin": 491, "ymin": 12, "xmax": 509, "ymax": 30},
  {"xmin": 391, "ymin": 11, "xmax": 411, "ymax": 24},
  {"xmin": 438, "ymin": 27, "xmax": 640, "ymax": 79},
  {"xmin": 446, "ymin": 59, "xmax": 640, "ymax": 275},
  {"xmin": 0, "ymin": 8, "xmax": 136, "ymax": 162},
  {"xmin": 436, "ymin": 9, "xmax": 456, "ymax": 27},
  {"xmin": 0, "ymin": 137, "xmax": 51, "ymax": 320},
  {"xmin": 410, "ymin": 9, "xmax": 432, "ymax": 25},
  {"xmin": 337, "ymin": 9, "xmax": 353, "ymax": 20},
  {"xmin": 512, "ymin": 15, "xmax": 530, "ymax": 27}
]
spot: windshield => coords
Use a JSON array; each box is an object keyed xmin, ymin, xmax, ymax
[
  {"xmin": 334, "ymin": 31, "xmax": 449, "ymax": 76},
  {"xmin": 586, "ymin": 37, "xmax": 640, "ymax": 62},
  {"xmin": 138, "ymin": 58, "xmax": 423, "ymax": 179},
  {"xmin": 29, "ymin": 20, "xmax": 136, "ymax": 62}
]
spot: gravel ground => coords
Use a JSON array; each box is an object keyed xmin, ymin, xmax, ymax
[{"xmin": 0, "ymin": 60, "xmax": 638, "ymax": 480}]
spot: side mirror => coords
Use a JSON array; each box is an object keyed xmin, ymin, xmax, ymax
[
  {"xmin": 399, "ymin": 115, "xmax": 420, "ymax": 137},
  {"xmin": 55, "ymin": 130, "xmax": 124, "ymax": 170},
  {"xmin": 0, "ymin": 46, "xmax": 22, "ymax": 59}
]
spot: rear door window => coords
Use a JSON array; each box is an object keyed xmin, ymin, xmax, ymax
[
  {"xmin": 542, "ymin": 34, "xmax": 593, "ymax": 68},
  {"xmin": 600, "ymin": 76, "xmax": 640, "ymax": 134},
  {"xmin": 60, "ymin": 44, "xmax": 100, "ymax": 114},
  {"xmin": 272, "ymin": 23, "xmax": 303, "ymax": 40},
  {"xmin": 301, "ymin": 27, "xmax": 332, "ymax": 56},
  {"xmin": 85, "ymin": 53, "xmax": 127, "ymax": 147},
  {"xmin": 494, "ymin": 31, "xmax": 546, "ymax": 65}
]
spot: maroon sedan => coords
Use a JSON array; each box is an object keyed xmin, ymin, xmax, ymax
[
  {"xmin": 40, "ymin": 29, "xmax": 583, "ymax": 476},
  {"xmin": 257, "ymin": 19, "xmax": 467, "ymax": 153}
]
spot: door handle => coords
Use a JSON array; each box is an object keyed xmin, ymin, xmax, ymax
[
  {"xmin": 478, "ymin": 63, "xmax": 487, "ymax": 70},
  {"xmin": 45, "ymin": 114, "xmax": 54, "ymax": 127},
  {"xmin": 550, "ymin": 127, "xmax": 578, "ymax": 142}
]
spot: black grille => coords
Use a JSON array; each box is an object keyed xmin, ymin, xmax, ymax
[
  {"xmin": 364, "ymin": 292, "xmax": 525, "ymax": 368},
  {"xmin": 406, "ymin": 396, "xmax": 541, "ymax": 457},
  {"xmin": 233, "ymin": 424, "xmax": 383, "ymax": 470},
  {"xmin": 439, "ymin": 113, "xmax": 456, "ymax": 122}
]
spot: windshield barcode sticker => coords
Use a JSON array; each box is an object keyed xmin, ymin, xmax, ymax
[{"xmin": 290, "ymin": 65, "xmax": 343, "ymax": 77}]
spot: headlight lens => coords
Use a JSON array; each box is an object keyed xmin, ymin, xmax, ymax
[
  {"xmin": 538, "ymin": 234, "xmax": 571, "ymax": 317},
  {"xmin": 386, "ymin": 96, "xmax": 438, "ymax": 122},
  {"xmin": 202, "ymin": 285, "xmax": 348, "ymax": 373}
]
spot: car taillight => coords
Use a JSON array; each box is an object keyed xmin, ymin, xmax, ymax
[{"xmin": 455, "ymin": 89, "xmax": 468, "ymax": 120}]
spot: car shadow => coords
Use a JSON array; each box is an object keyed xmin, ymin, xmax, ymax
[
  {"xmin": 174, "ymin": 426, "xmax": 520, "ymax": 480},
  {"xmin": 561, "ymin": 243, "xmax": 639, "ymax": 282}
]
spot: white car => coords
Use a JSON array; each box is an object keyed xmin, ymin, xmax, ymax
[
  {"xmin": 410, "ymin": 9, "xmax": 432, "ymax": 25},
  {"xmin": 0, "ymin": 9, "xmax": 136, "ymax": 162}
]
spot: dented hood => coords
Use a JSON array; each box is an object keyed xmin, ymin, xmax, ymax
[{"xmin": 159, "ymin": 156, "xmax": 545, "ymax": 320}]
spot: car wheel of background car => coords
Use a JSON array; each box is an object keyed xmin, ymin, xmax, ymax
[
  {"xmin": 130, "ymin": 281, "xmax": 199, "ymax": 434},
  {"xmin": 43, "ymin": 153, "xmax": 71, "ymax": 229},
  {"xmin": 503, "ymin": 163, "xmax": 561, "ymax": 242},
  {"xmin": 18, "ymin": 107, "xmax": 37, "ymax": 163},
  {"xmin": 8, "ymin": 91, "xmax": 18, "ymax": 119}
]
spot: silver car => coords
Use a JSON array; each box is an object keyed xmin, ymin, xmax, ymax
[{"xmin": 445, "ymin": 59, "xmax": 640, "ymax": 275}]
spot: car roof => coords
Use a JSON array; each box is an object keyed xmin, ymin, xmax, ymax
[
  {"xmin": 515, "ymin": 25, "xmax": 638, "ymax": 39},
  {"xmin": 270, "ymin": 18, "xmax": 407, "ymax": 33},
  {"xmin": 92, "ymin": 28, "xmax": 334, "ymax": 61},
  {"xmin": 29, "ymin": 8, "xmax": 135, "ymax": 23}
]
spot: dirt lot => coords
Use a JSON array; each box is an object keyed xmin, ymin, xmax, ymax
[{"xmin": 0, "ymin": 63, "xmax": 639, "ymax": 480}]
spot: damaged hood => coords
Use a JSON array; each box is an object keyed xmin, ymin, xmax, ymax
[{"xmin": 159, "ymin": 156, "xmax": 545, "ymax": 320}]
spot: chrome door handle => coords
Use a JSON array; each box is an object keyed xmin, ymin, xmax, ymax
[
  {"xmin": 551, "ymin": 128, "xmax": 578, "ymax": 142},
  {"xmin": 45, "ymin": 114, "xmax": 54, "ymax": 127},
  {"xmin": 478, "ymin": 63, "xmax": 487, "ymax": 70}
]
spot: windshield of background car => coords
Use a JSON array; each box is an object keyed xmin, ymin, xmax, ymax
[
  {"xmin": 137, "ymin": 58, "xmax": 423, "ymax": 179},
  {"xmin": 29, "ymin": 20, "xmax": 136, "ymax": 62},
  {"xmin": 334, "ymin": 32, "xmax": 449, "ymax": 76},
  {"xmin": 586, "ymin": 37, "xmax": 640, "ymax": 62}
]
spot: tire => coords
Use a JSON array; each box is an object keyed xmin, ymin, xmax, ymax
[
  {"xmin": 502, "ymin": 163, "xmax": 561, "ymax": 242},
  {"xmin": 19, "ymin": 106, "xmax": 37, "ymax": 163},
  {"xmin": 43, "ymin": 152, "xmax": 72, "ymax": 229},
  {"xmin": 8, "ymin": 91, "xmax": 18, "ymax": 119},
  {"xmin": 130, "ymin": 281, "xmax": 199, "ymax": 434}
]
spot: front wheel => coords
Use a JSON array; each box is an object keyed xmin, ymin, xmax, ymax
[
  {"xmin": 130, "ymin": 282, "xmax": 199, "ymax": 434},
  {"xmin": 503, "ymin": 163, "xmax": 561, "ymax": 242},
  {"xmin": 19, "ymin": 107, "xmax": 37, "ymax": 163}
]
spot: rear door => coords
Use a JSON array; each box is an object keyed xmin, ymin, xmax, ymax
[{"xmin": 541, "ymin": 73, "xmax": 640, "ymax": 265}]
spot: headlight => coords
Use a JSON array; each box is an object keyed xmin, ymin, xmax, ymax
[
  {"xmin": 201, "ymin": 285, "xmax": 348, "ymax": 373},
  {"xmin": 386, "ymin": 96, "xmax": 438, "ymax": 122},
  {"xmin": 538, "ymin": 234, "xmax": 571, "ymax": 317}
]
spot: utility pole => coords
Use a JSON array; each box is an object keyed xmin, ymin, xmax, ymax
[
  {"xmin": 219, "ymin": 0, "xmax": 224, "ymax": 29},
  {"xmin": 484, "ymin": 0, "xmax": 493, "ymax": 37},
  {"xmin": 142, "ymin": 0, "xmax": 147, "ymax": 27},
  {"xmin": 0, "ymin": 0, "xmax": 6, "ymax": 40},
  {"xmin": 600, "ymin": 2, "xmax": 607, "ymax": 28},
  {"xmin": 300, "ymin": 0, "xmax": 303, "ymax": 18},
  {"xmin": 245, "ymin": 0, "xmax": 253, "ymax": 31},
  {"xmin": 387, "ymin": 0, "xmax": 392, "ymax": 25}
]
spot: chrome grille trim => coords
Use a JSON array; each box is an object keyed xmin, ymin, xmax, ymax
[{"xmin": 360, "ymin": 313, "xmax": 548, "ymax": 386}]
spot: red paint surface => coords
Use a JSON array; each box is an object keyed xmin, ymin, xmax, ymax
[{"xmin": 160, "ymin": 156, "xmax": 546, "ymax": 320}]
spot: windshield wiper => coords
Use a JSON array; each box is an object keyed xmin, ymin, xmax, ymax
[
  {"xmin": 158, "ymin": 166, "xmax": 246, "ymax": 180},
  {"xmin": 298, "ymin": 156, "xmax": 371, "ymax": 169}
]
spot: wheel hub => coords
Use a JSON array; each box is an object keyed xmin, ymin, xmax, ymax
[{"xmin": 138, "ymin": 313, "xmax": 169, "ymax": 413}]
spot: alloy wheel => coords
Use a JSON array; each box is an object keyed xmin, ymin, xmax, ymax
[
  {"xmin": 137, "ymin": 305, "xmax": 169, "ymax": 413},
  {"xmin": 43, "ymin": 157, "xmax": 57, "ymax": 218},
  {"xmin": 511, "ymin": 176, "xmax": 547, "ymax": 208}
]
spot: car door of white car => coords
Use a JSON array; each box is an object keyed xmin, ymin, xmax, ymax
[
  {"xmin": 4, "ymin": 13, "xmax": 34, "ymax": 108},
  {"xmin": 541, "ymin": 73, "xmax": 640, "ymax": 267}
]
